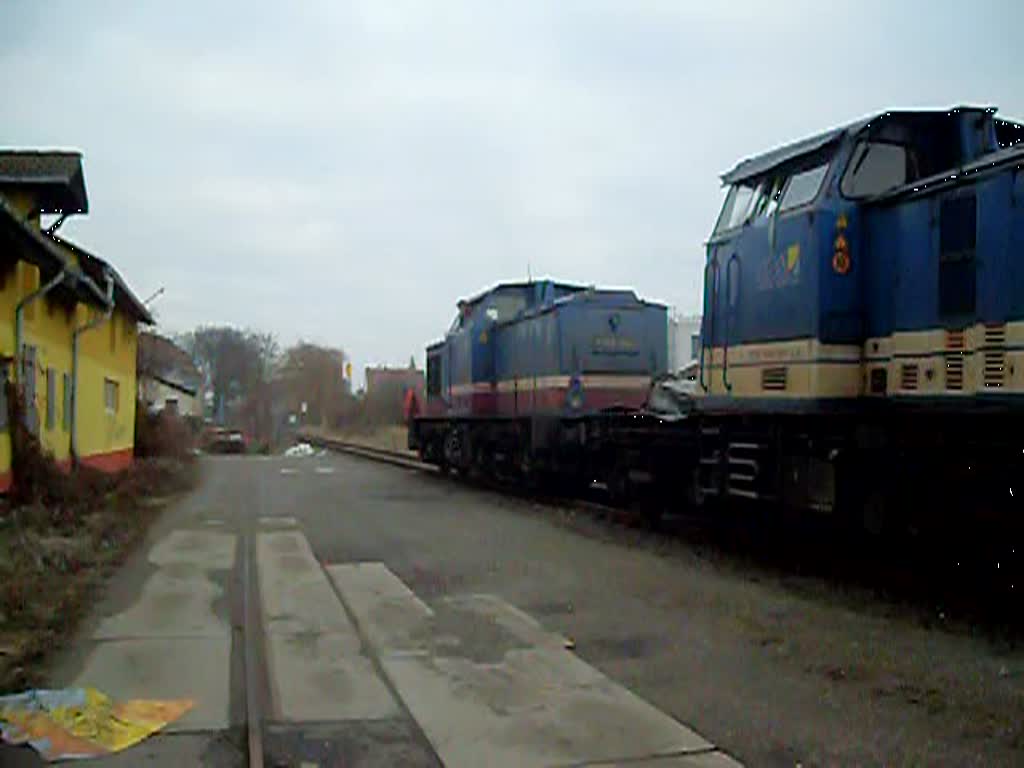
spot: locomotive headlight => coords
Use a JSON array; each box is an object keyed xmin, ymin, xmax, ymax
[
  {"xmin": 832, "ymin": 233, "xmax": 851, "ymax": 275},
  {"xmin": 567, "ymin": 376, "xmax": 584, "ymax": 410}
]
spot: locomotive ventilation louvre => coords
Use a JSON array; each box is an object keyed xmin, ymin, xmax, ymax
[
  {"xmin": 983, "ymin": 324, "xmax": 1006, "ymax": 388},
  {"xmin": 761, "ymin": 366, "xmax": 788, "ymax": 391},
  {"xmin": 945, "ymin": 329, "xmax": 965, "ymax": 391},
  {"xmin": 899, "ymin": 363, "xmax": 919, "ymax": 391}
]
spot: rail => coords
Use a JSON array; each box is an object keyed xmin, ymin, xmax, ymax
[
  {"xmin": 297, "ymin": 432, "xmax": 631, "ymax": 522},
  {"xmin": 299, "ymin": 433, "xmax": 436, "ymax": 472}
]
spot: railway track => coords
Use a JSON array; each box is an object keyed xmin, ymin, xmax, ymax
[{"xmin": 297, "ymin": 433, "xmax": 1023, "ymax": 638}]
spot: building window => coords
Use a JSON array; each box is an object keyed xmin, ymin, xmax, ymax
[
  {"xmin": 104, "ymin": 378, "xmax": 120, "ymax": 414},
  {"xmin": 62, "ymin": 372, "xmax": 72, "ymax": 431},
  {"xmin": 45, "ymin": 367, "xmax": 56, "ymax": 430}
]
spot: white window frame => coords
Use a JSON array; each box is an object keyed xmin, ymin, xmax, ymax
[{"xmin": 104, "ymin": 377, "xmax": 120, "ymax": 415}]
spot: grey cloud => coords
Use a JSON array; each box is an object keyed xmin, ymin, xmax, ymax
[{"xmin": 2, "ymin": 0, "xmax": 1021, "ymax": 374}]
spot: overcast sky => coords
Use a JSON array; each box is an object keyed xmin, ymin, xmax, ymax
[{"xmin": 2, "ymin": 1, "xmax": 1020, "ymax": 377}]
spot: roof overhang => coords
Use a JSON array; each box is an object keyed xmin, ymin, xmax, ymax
[
  {"xmin": 0, "ymin": 197, "xmax": 108, "ymax": 307},
  {"xmin": 51, "ymin": 235, "xmax": 155, "ymax": 324},
  {"xmin": 148, "ymin": 374, "xmax": 198, "ymax": 397},
  {"xmin": 0, "ymin": 150, "xmax": 88, "ymax": 214}
]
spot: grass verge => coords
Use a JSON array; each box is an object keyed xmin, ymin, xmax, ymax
[{"xmin": 0, "ymin": 456, "xmax": 198, "ymax": 692}]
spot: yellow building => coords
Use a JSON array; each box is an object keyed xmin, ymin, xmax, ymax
[{"xmin": 0, "ymin": 150, "xmax": 152, "ymax": 490}]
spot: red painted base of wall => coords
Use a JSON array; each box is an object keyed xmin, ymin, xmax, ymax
[
  {"xmin": 79, "ymin": 448, "xmax": 134, "ymax": 473},
  {"xmin": 0, "ymin": 448, "xmax": 134, "ymax": 493}
]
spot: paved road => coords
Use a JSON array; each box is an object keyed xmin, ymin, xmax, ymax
[{"xmin": 3, "ymin": 453, "xmax": 1019, "ymax": 766}]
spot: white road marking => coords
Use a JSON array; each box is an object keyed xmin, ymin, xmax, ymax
[
  {"xmin": 280, "ymin": 468, "xmax": 298, "ymax": 475},
  {"xmin": 257, "ymin": 532, "xmax": 398, "ymax": 722},
  {"xmin": 330, "ymin": 562, "xmax": 720, "ymax": 768},
  {"xmin": 314, "ymin": 466, "xmax": 335, "ymax": 475}
]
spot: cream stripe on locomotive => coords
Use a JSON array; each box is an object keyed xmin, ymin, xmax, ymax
[
  {"xmin": 449, "ymin": 382, "xmax": 496, "ymax": 396},
  {"xmin": 864, "ymin": 321, "xmax": 1024, "ymax": 396},
  {"xmin": 700, "ymin": 320, "xmax": 1024, "ymax": 399},
  {"xmin": 488, "ymin": 375, "xmax": 653, "ymax": 394},
  {"xmin": 701, "ymin": 339, "xmax": 862, "ymax": 399}
]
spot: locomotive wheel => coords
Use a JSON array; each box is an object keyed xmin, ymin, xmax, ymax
[
  {"xmin": 608, "ymin": 459, "xmax": 632, "ymax": 508},
  {"xmin": 861, "ymin": 488, "xmax": 887, "ymax": 537}
]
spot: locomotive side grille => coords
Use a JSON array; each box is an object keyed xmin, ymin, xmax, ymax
[
  {"xmin": 983, "ymin": 324, "xmax": 1007, "ymax": 389},
  {"xmin": 761, "ymin": 366, "xmax": 788, "ymax": 391},
  {"xmin": 899, "ymin": 363, "xmax": 919, "ymax": 390},
  {"xmin": 945, "ymin": 329, "xmax": 966, "ymax": 391}
]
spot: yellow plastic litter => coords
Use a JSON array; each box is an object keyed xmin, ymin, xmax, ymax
[{"xmin": 0, "ymin": 686, "xmax": 193, "ymax": 761}]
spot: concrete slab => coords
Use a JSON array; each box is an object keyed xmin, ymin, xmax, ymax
[
  {"xmin": 92, "ymin": 566, "xmax": 227, "ymax": 639},
  {"xmin": 260, "ymin": 515, "xmax": 298, "ymax": 527},
  {"xmin": 588, "ymin": 750, "xmax": 744, "ymax": 767},
  {"xmin": 265, "ymin": 632, "xmax": 398, "ymax": 722},
  {"xmin": 264, "ymin": 720, "xmax": 439, "ymax": 767},
  {"xmin": 258, "ymin": 531, "xmax": 357, "ymax": 635},
  {"xmin": 69, "ymin": 637, "xmax": 232, "ymax": 732},
  {"xmin": 327, "ymin": 563, "xmax": 434, "ymax": 653},
  {"xmin": 444, "ymin": 593, "xmax": 569, "ymax": 651},
  {"xmin": 381, "ymin": 645, "xmax": 712, "ymax": 768},
  {"xmin": 148, "ymin": 530, "xmax": 236, "ymax": 571},
  {"xmin": 0, "ymin": 732, "xmax": 244, "ymax": 768},
  {"xmin": 333, "ymin": 562, "xmax": 714, "ymax": 768}
]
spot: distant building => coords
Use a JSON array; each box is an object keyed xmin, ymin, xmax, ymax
[
  {"xmin": 668, "ymin": 312, "xmax": 702, "ymax": 372},
  {"xmin": 137, "ymin": 332, "xmax": 202, "ymax": 418},
  {"xmin": 365, "ymin": 366, "xmax": 425, "ymax": 399}
]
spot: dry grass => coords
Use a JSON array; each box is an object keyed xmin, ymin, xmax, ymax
[
  {"xmin": 0, "ymin": 457, "xmax": 197, "ymax": 692},
  {"xmin": 0, "ymin": 390, "xmax": 199, "ymax": 692}
]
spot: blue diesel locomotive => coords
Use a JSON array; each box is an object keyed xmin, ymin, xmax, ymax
[
  {"xmin": 410, "ymin": 280, "xmax": 670, "ymax": 487},
  {"xmin": 697, "ymin": 105, "xmax": 1024, "ymax": 531},
  {"xmin": 412, "ymin": 105, "xmax": 1024, "ymax": 536}
]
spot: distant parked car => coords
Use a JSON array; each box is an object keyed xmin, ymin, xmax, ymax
[{"xmin": 201, "ymin": 427, "xmax": 247, "ymax": 454}]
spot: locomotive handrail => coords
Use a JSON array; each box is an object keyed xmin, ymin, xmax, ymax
[
  {"xmin": 722, "ymin": 253, "xmax": 740, "ymax": 392},
  {"xmin": 699, "ymin": 257, "xmax": 719, "ymax": 392}
]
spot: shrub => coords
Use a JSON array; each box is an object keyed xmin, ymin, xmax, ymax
[{"xmin": 134, "ymin": 408, "xmax": 195, "ymax": 460}]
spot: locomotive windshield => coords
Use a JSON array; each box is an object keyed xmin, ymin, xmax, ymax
[{"xmin": 714, "ymin": 159, "xmax": 829, "ymax": 234}]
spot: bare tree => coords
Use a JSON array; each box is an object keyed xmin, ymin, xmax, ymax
[
  {"xmin": 178, "ymin": 326, "xmax": 279, "ymax": 424},
  {"xmin": 278, "ymin": 342, "xmax": 349, "ymax": 428}
]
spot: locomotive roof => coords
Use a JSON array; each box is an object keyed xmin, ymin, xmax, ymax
[
  {"xmin": 720, "ymin": 105, "xmax": 1000, "ymax": 185},
  {"xmin": 458, "ymin": 280, "xmax": 585, "ymax": 308}
]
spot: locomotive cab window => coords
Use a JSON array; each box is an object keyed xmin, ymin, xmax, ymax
[
  {"xmin": 426, "ymin": 354, "xmax": 442, "ymax": 396},
  {"xmin": 751, "ymin": 175, "xmax": 786, "ymax": 220},
  {"xmin": 778, "ymin": 163, "xmax": 828, "ymax": 210},
  {"xmin": 840, "ymin": 141, "xmax": 912, "ymax": 198},
  {"xmin": 714, "ymin": 183, "xmax": 758, "ymax": 233}
]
